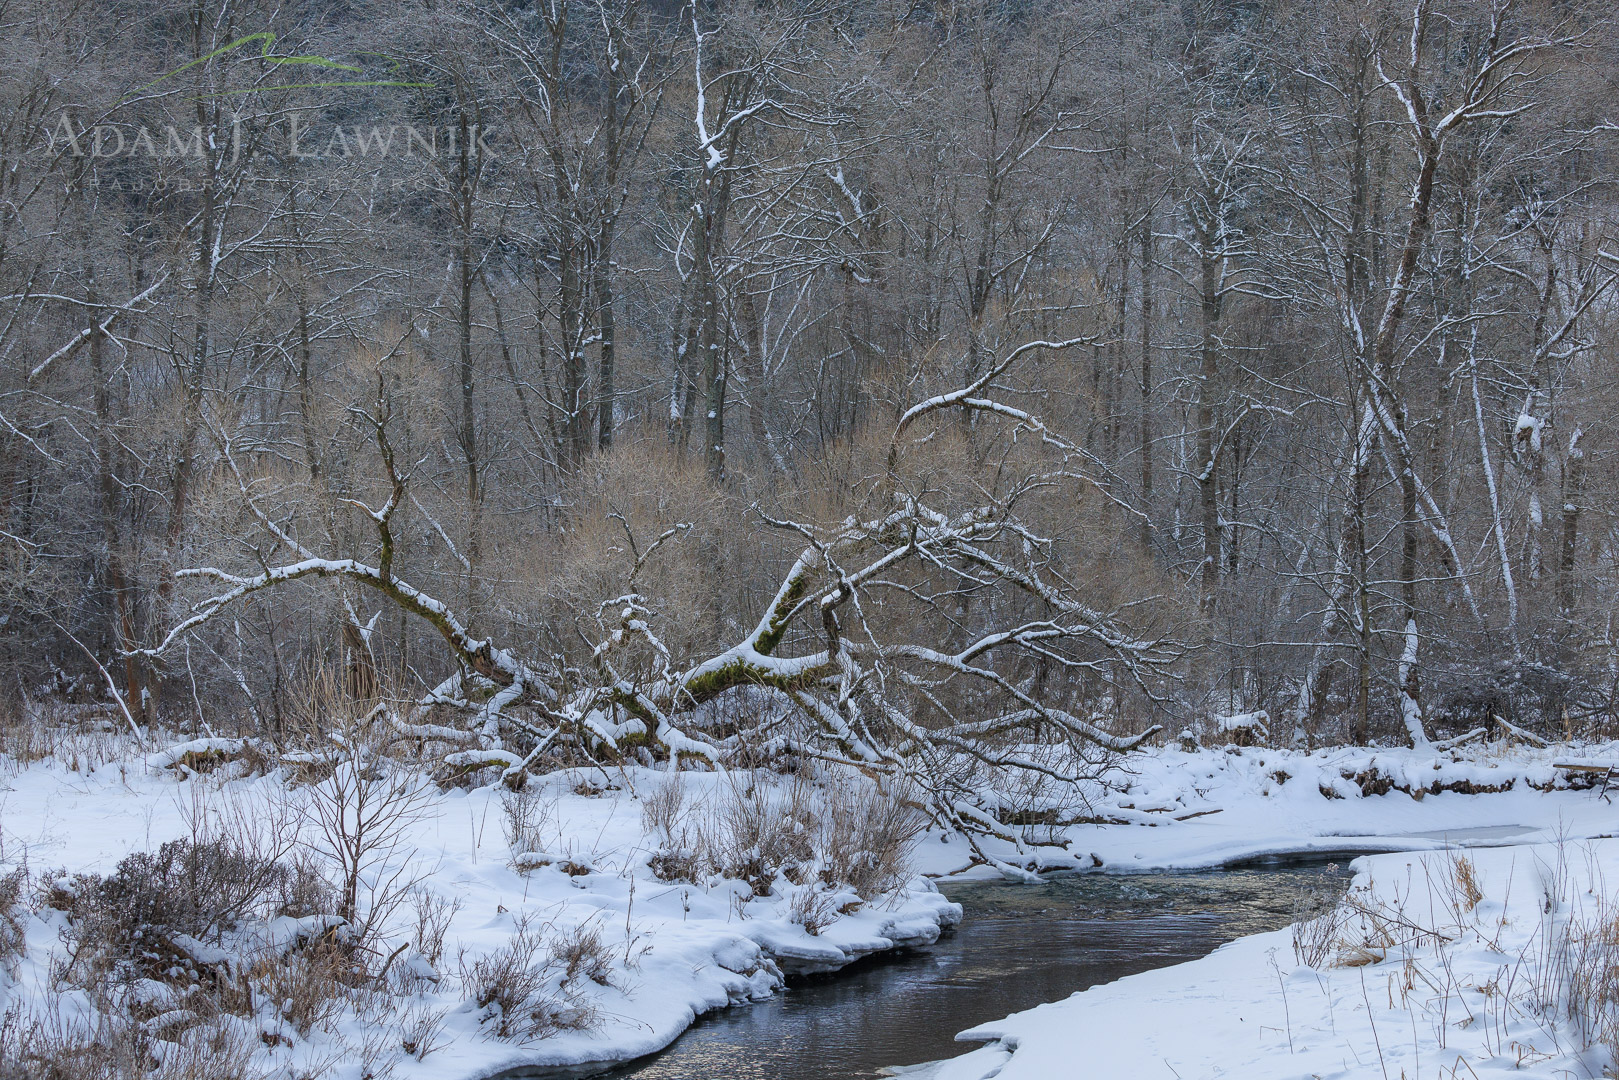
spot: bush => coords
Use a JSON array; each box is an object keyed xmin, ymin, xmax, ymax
[
  {"xmin": 502, "ymin": 787, "xmax": 555, "ymax": 861},
  {"xmin": 248, "ymin": 941, "xmax": 349, "ymax": 1038},
  {"xmin": 459, "ymin": 914, "xmax": 601, "ymax": 1042},
  {"xmin": 705, "ymin": 777, "xmax": 816, "ymax": 896},
  {"xmin": 816, "ymin": 780, "xmax": 925, "ymax": 897},
  {"xmin": 0, "ymin": 868, "xmax": 26, "ymax": 974},
  {"xmin": 551, "ymin": 922, "xmax": 613, "ymax": 988},
  {"xmin": 64, "ymin": 838, "xmax": 289, "ymax": 980},
  {"xmin": 641, "ymin": 770, "xmax": 924, "ymax": 901}
]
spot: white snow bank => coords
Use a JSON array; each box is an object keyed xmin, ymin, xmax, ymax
[
  {"xmin": 0, "ymin": 756, "xmax": 957, "ymax": 1080},
  {"xmin": 915, "ymin": 741, "xmax": 1619, "ymax": 880},
  {"xmin": 930, "ymin": 838, "xmax": 1619, "ymax": 1078}
]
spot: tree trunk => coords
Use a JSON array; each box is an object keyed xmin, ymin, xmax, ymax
[
  {"xmin": 596, "ymin": 222, "xmax": 617, "ymax": 452},
  {"xmin": 1196, "ymin": 230, "xmax": 1221, "ymax": 612},
  {"xmin": 1138, "ymin": 215, "xmax": 1154, "ymax": 552},
  {"xmin": 1558, "ymin": 427, "xmax": 1585, "ymax": 614}
]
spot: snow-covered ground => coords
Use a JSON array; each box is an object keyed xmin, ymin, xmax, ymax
[
  {"xmin": 0, "ymin": 744, "xmax": 957, "ymax": 1079},
  {"xmin": 913, "ymin": 838, "xmax": 1619, "ymax": 1080},
  {"xmin": 4, "ymin": 735, "xmax": 1617, "ymax": 1079},
  {"xmin": 905, "ymin": 741, "xmax": 1619, "ymax": 1080},
  {"xmin": 918, "ymin": 741, "xmax": 1619, "ymax": 878}
]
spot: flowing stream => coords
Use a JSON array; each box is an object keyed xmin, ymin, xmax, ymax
[{"xmin": 505, "ymin": 858, "xmax": 1353, "ymax": 1080}]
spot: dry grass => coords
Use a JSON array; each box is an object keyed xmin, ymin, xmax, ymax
[
  {"xmin": 551, "ymin": 921, "xmax": 614, "ymax": 988},
  {"xmin": 1563, "ymin": 906, "xmax": 1619, "ymax": 1059},
  {"xmin": 249, "ymin": 941, "xmax": 351, "ymax": 1038},
  {"xmin": 0, "ymin": 867, "xmax": 26, "ymax": 975},
  {"xmin": 640, "ymin": 772, "xmax": 687, "ymax": 844},
  {"xmin": 502, "ymin": 786, "xmax": 557, "ymax": 862},
  {"xmin": 0, "ymin": 989, "xmax": 262, "ymax": 1080},
  {"xmin": 407, "ymin": 887, "xmax": 461, "ymax": 971},
  {"xmin": 1446, "ymin": 852, "xmax": 1484, "ymax": 916},
  {"xmin": 1289, "ymin": 871, "xmax": 1345, "ymax": 969},
  {"xmin": 816, "ymin": 777, "xmax": 926, "ymax": 896},
  {"xmin": 458, "ymin": 913, "xmax": 601, "ymax": 1042},
  {"xmin": 1288, "ymin": 845, "xmax": 1619, "ymax": 1073},
  {"xmin": 641, "ymin": 768, "xmax": 923, "ymax": 903},
  {"xmin": 397, "ymin": 1001, "xmax": 448, "ymax": 1061},
  {"xmin": 785, "ymin": 885, "xmax": 841, "ymax": 936}
]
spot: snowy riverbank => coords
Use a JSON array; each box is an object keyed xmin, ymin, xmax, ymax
[
  {"xmin": 917, "ymin": 740, "xmax": 1619, "ymax": 878},
  {"xmin": 905, "ymin": 741, "xmax": 1619, "ymax": 1080},
  {"xmin": 3, "ymin": 737, "xmax": 1616, "ymax": 1079},
  {"xmin": 0, "ymin": 747, "xmax": 958, "ymax": 1080},
  {"xmin": 912, "ymin": 838, "xmax": 1619, "ymax": 1080}
]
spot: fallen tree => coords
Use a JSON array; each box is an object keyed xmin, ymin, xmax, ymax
[{"xmin": 140, "ymin": 343, "xmax": 1182, "ymax": 878}]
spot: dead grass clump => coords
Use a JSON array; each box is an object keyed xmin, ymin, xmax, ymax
[
  {"xmin": 642, "ymin": 770, "xmax": 924, "ymax": 901},
  {"xmin": 816, "ymin": 780, "xmax": 926, "ymax": 897},
  {"xmin": 408, "ymin": 888, "xmax": 461, "ymax": 971},
  {"xmin": 0, "ymin": 867, "xmax": 26, "ymax": 973},
  {"xmin": 642, "ymin": 773, "xmax": 705, "ymax": 883},
  {"xmin": 640, "ymin": 772, "xmax": 686, "ymax": 844},
  {"xmin": 786, "ymin": 885, "xmax": 841, "ymax": 936},
  {"xmin": 248, "ymin": 941, "xmax": 350, "ymax": 1038},
  {"xmin": 1448, "ymin": 853, "xmax": 1484, "ymax": 912},
  {"xmin": 4, "ymin": 1000, "xmax": 152, "ymax": 1080},
  {"xmin": 0, "ymin": 987, "xmax": 263, "ymax": 1080},
  {"xmin": 459, "ymin": 914, "xmax": 599, "ymax": 1042},
  {"xmin": 502, "ymin": 787, "xmax": 556, "ymax": 863},
  {"xmin": 1564, "ymin": 907, "xmax": 1619, "ymax": 1058},
  {"xmin": 706, "ymin": 777, "xmax": 817, "ymax": 896},
  {"xmin": 398, "ymin": 1001, "xmax": 448, "ymax": 1060},
  {"xmin": 551, "ymin": 922, "xmax": 614, "ymax": 987},
  {"xmin": 272, "ymin": 852, "xmax": 336, "ymax": 920},
  {"xmin": 1289, "ymin": 872, "xmax": 1345, "ymax": 969}
]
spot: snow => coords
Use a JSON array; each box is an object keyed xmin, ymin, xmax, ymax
[
  {"xmin": 1515, "ymin": 410, "xmax": 1545, "ymax": 452},
  {"xmin": 918, "ymin": 839, "xmax": 1619, "ymax": 1079},
  {"xmin": 1216, "ymin": 710, "xmax": 1269, "ymax": 733},
  {"xmin": 911, "ymin": 741, "xmax": 1618, "ymax": 880},
  {"xmin": 897, "ymin": 741, "xmax": 1619, "ymax": 1079},
  {"xmin": 0, "ymin": 753, "xmax": 957, "ymax": 1080},
  {"xmin": 8, "ymin": 735, "xmax": 1619, "ymax": 1078}
]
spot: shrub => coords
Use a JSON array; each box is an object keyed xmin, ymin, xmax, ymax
[
  {"xmin": 64, "ymin": 837, "xmax": 289, "ymax": 980},
  {"xmin": 786, "ymin": 885, "xmax": 840, "ymax": 936},
  {"xmin": 271, "ymin": 852, "xmax": 336, "ymax": 920},
  {"xmin": 0, "ymin": 867, "xmax": 26, "ymax": 973},
  {"xmin": 551, "ymin": 922, "xmax": 613, "ymax": 988},
  {"xmin": 816, "ymin": 779, "xmax": 926, "ymax": 897},
  {"xmin": 640, "ymin": 773, "xmax": 686, "ymax": 846},
  {"xmin": 1289, "ymin": 874, "xmax": 1344, "ymax": 969},
  {"xmin": 459, "ymin": 914, "xmax": 600, "ymax": 1042},
  {"xmin": 407, "ymin": 888, "xmax": 461, "ymax": 970},
  {"xmin": 502, "ymin": 787, "xmax": 555, "ymax": 861},
  {"xmin": 248, "ymin": 941, "xmax": 350, "ymax": 1038},
  {"xmin": 705, "ymin": 777, "xmax": 816, "ymax": 896}
]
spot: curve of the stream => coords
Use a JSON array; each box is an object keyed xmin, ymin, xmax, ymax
[{"xmin": 504, "ymin": 859, "xmax": 1354, "ymax": 1080}]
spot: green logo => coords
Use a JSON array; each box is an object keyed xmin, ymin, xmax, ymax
[{"xmin": 125, "ymin": 33, "xmax": 432, "ymax": 102}]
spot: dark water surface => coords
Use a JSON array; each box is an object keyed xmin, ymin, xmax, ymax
[{"xmin": 508, "ymin": 861, "xmax": 1353, "ymax": 1080}]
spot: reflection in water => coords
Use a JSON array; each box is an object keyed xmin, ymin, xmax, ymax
[{"xmin": 504, "ymin": 863, "xmax": 1352, "ymax": 1080}]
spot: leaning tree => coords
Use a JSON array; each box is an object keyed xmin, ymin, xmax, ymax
[{"xmin": 141, "ymin": 335, "xmax": 1180, "ymax": 878}]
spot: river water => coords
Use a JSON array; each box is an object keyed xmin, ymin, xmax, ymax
[{"xmin": 506, "ymin": 859, "xmax": 1353, "ymax": 1080}]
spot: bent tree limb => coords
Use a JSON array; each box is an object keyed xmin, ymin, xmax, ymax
[{"xmin": 146, "ymin": 337, "xmax": 1178, "ymax": 876}]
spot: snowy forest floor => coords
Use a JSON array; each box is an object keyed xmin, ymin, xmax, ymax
[
  {"xmin": 2, "ymin": 730, "xmax": 1618, "ymax": 1079},
  {"xmin": 910, "ymin": 741, "xmax": 1619, "ymax": 1080},
  {"xmin": 913, "ymin": 840, "xmax": 1619, "ymax": 1080}
]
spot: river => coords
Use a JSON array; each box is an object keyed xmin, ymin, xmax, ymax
[{"xmin": 504, "ymin": 858, "xmax": 1353, "ymax": 1080}]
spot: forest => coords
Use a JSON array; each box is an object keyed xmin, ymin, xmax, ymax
[
  {"xmin": 5, "ymin": 3, "xmax": 1619, "ymax": 1078},
  {"xmin": 3, "ymin": 0, "xmax": 1619, "ymax": 785}
]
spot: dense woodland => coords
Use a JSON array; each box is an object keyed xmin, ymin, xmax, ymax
[{"xmin": 2, "ymin": 0, "xmax": 1618, "ymax": 788}]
